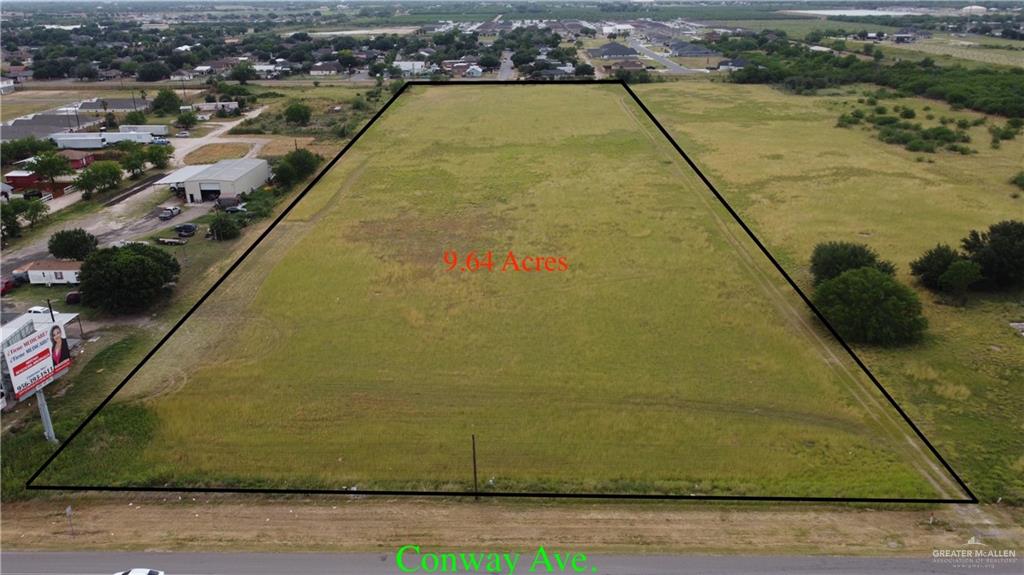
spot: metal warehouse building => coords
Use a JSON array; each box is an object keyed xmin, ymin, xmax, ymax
[{"xmin": 155, "ymin": 159, "xmax": 271, "ymax": 204}]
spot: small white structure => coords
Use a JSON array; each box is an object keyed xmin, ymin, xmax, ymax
[
  {"xmin": 119, "ymin": 124, "xmax": 170, "ymax": 136},
  {"xmin": 0, "ymin": 79, "xmax": 14, "ymax": 95},
  {"xmin": 18, "ymin": 259, "xmax": 81, "ymax": 286},
  {"xmin": 156, "ymin": 159, "xmax": 270, "ymax": 204},
  {"xmin": 49, "ymin": 131, "xmax": 153, "ymax": 149},
  {"xmin": 464, "ymin": 65, "xmax": 483, "ymax": 78}
]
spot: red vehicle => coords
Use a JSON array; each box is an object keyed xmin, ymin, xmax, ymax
[{"xmin": 1, "ymin": 278, "xmax": 15, "ymax": 296}]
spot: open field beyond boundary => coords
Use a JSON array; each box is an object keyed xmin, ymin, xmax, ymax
[{"xmin": 36, "ymin": 84, "xmax": 959, "ymax": 500}]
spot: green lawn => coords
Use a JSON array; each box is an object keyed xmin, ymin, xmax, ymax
[
  {"xmin": 633, "ymin": 81, "xmax": 1023, "ymax": 503},
  {"xmin": 37, "ymin": 84, "xmax": 957, "ymax": 499}
]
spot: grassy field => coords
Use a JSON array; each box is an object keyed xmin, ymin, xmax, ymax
[
  {"xmin": 183, "ymin": 143, "xmax": 252, "ymax": 165},
  {"xmin": 877, "ymin": 33, "xmax": 1024, "ymax": 68},
  {"xmin": 37, "ymin": 84, "xmax": 959, "ymax": 499},
  {"xmin": 633, "ymin": 81, "xmax": 1023, "ymax": 503},
  {"xmin": 707, "ymin": 18, "xmax": 900, "ymax": 40},
  {"xmin": 0, "ymin": 89, "xmax": 137, "ymax": 121}
]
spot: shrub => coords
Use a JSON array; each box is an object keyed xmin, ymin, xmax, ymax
[
  {"xmin": 48, "ymin": 228, "xmax": 98, "ymax": 260},
  {"xmin": 1012, "ymin": 171, "xmax": 1024, "ymax": 190},
  {"xmin": 813, "ymin": 267, "xmax": 927, "ymax": 346},
  {"xmin": 209, "ymin": 213, "xmax": 241, "ymax": 240},
  {"xmin": 939, "ymin": 260, "xmax": 983, "ymax": 305},
  {"xmin": 284, "ymin": 102, "xmax": 312, "ymax": 125},
  {"xmin": 809, "ymin": 241, "xmax": 895, "ymax": 285},
  {"xmin": 910, "ymin": 244, "xmax": 962, "ymax": 290},
  {"xmin": 900, "ymin": 108, "xmax": 916, "ymax": 119}
]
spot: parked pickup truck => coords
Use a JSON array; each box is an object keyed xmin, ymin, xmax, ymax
[{"xmin": 158, "ymin": 206, "xmax": 182, "ymax": 220}]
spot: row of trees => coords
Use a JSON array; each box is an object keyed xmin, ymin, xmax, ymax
[{"xmin": 910, "ymin": 221, "xmax": 1024, "ymax": 299}]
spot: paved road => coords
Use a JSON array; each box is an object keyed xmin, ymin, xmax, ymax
[
  {"xmin": 3, "ymin": 551, "xmax": 1018, "ymax": 575},
  {"xmin": 627, "ymin": 39, "xmax": 708, "ymax": 75},
  {"xmin": 498, "ymin": 50, "xmax": 516, "ymax": 81}
]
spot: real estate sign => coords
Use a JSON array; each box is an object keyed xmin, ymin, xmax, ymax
[{"xmin": 3, "ymin": 327, "xmax": 71, "ymax": 400}]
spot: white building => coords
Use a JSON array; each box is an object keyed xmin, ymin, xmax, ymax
[
  {"xmin": 192, "ymin": 101, "xmax": 239, "ymax": 113},
  {"xmin": 155, "ymin": 159, "xmax": 271, "ymax": 204},
  {"xmin": 464, "ymin": 65, "xmax": 483, "ymax": 78}
]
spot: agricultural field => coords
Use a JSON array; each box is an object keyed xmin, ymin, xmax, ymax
[
  {"xmin": 633, "ymin": 80, "xmax": 1024, "ymax": 503},
  {"xmin": 889, "ymin": 34, "xmax": 1024, "ymax": 68},
  {"xmin": 36, "ymin": 84, "xmax": 963, "ymax": 500},
  {"xmin": 706, "ymin": 18, "xmax": 899, "ymax": 40},
  {"xmin": 0, "ymin": 89, "xmax": 137, "ymax": 121}
]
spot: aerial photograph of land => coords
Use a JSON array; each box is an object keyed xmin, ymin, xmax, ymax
[{"xmin": 0, "ymin": 1, "xmax": 1022, "ymax": 574}]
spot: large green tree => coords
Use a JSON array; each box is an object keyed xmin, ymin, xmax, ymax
[
  {"xmin": 152, "ymin": 88, "xmax": 183, "ymax": 115},
  {"xmin": 48, "ymin": 228, "xmax": 98, "ymax": 260},
  {"xmin": 80, "ymin": 244, "xmax": 180, "ymax": 314},
  {"xmin": 809, "ymin": 241, "xmax": 895, "ymax": 286},
  {"xmin": 146, "ymin": 145, "xmax": 173, "ymax": 169},
  {"xmin": 813, "ymin": 267, "xmax": 927, "ymax": 346}
]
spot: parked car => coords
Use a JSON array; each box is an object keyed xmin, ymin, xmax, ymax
[
  {"xmin": 152, "ymin": 137, "xmax": 171, "ymax": 145},
  {"xmin": 1, "ymin": 278, "xmax": 15, "ymax": 295},
  {"xmin": 65, "ymin": 291, "xmax": 81, "ymax": 305},
  {"xmin": 27, "ymin": 306, "xmax": 51, "ymax": 315},
  {"xmin": 224, "ymin": 205, "xmax": 247, "ymax": 214},
  {"xmin": 113, "ymin": 569, "xmax": 165, "ymax": 575},
  {"xmin": 158, "ymin": 206, "xmax": 182, "ymax": 220},
  {"xmin": 175, "ymin": 223, "xmax": 198, "ymax": 238},
  {"xmin": 175, "ymin": 131, "xmax": 190, "ymax": 138}
]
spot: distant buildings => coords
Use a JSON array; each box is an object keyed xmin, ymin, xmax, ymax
[{"xmin": 587, "ymin": 42, "xmax": 639, "ymax": 60}]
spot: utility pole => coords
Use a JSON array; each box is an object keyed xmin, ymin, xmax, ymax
[{"xmin": 471, "ymin": 434, "xmax": 479, "ymax": 500}]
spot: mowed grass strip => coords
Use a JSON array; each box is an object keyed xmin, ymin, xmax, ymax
[
  {"xmin": 40, "ymin": 85, "xmax": 944, "ymax": 498},
  {"xmin": 183, "ymin": 143, "xmax": 252, "ymax": 165}
]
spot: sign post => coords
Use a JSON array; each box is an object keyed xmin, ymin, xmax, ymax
[{"xmin": 36, "ymin": 389, "xmax": 57, "ymax": 444}]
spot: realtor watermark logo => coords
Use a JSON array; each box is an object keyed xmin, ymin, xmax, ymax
[{"xmin": 933, "ymin": 536, "xmax": 1018, "ymax": 570}]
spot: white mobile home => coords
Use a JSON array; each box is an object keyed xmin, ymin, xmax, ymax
[{"xmin": 18, "ymin": 259, "xmax": 81, "ymax": 286}]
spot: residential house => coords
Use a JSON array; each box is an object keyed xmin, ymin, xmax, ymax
[
  {"xmin": 393, "ymin": 60, "xmax": 428, "ymax": 76},
  {"xmin": 169, "ymin": 69, "xmax": 195, "ymax": 81},
  {"xmin": 19, "ymin": 259, "xmax": 82, "ymax": 286},
  {"xmin": 669, "ymin": 41, "xmax": 718, "ymax": 57},
  {"xmin": 57, "ymin": 149, "xmax": 95, "ymax": 169},
  {"xmin": 310, "ymin": 61, "xmax": 344, "ymax": 76},
  {"xmin": 586, "ymin": 42, "xmax": 639, "ymax": 60},
  {"xmin": 716, "ymin": 58, "xmax": 749, "ymax": 72}
]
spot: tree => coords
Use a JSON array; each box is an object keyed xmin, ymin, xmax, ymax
[
  {"xmin": 74, "ymin": 63, "xmax": 98, "ymax": 80},
  {"xmin": 574, "ymin": 63, "xmax": 595, "ymax": 77},
  {"xmin": 21, "ymin": 198, "xmax": 50, "ymax": 227},
  {"xmin": 146, "ymin": 145, "xmax": 173, "ymax": 169},
  {"xmin": 809, "ymin": 241, "xmax": 895, "ymax": 285},
  {"xmin": 284, "ymin": 101, "xmax": 312, "ymax": 125},
  {"xmin": 124, "ymin": 110, "xmax": 148, "ymax": 125},
  {"xmin": 337, "ymin": 50, "xmax": 358, "ymax": 70},
  {"xmin": 48, "ymin": 228, "xmax": 98, "ymax": 260},
  {"xmin": 939, "ymin": 260, "xmax": 983, "ymax": 305},
  {"xmin": 80, "ymin": 244, "xmax": 180, "ymax": 314},
  {"xmin": 961, "ymin": 220, "xmax": 1024, "ymax": 288},
  {"xmin": 1, "ymin": 136, "xmax": 57, "ymax": 166},
  {"xmin": 273, "ymin": 148, "xmax": 323, "ymax": 189},
  {"xmin": 230, "ymin": 62, "xmax": 257, "ymax": 84},
  {"xmin": 1, "ymin": 198, "xmax": 30, "ymax": 240},
  {"xmin": 73, "ymin": 160, "xmax": 123, "ymax": 198},
  {"xmin": 478, "ymin": 54, "xmax": 500, "ymax": 69},
  {"xmin": 813, "ymin": 267, "xmax": 927, "ymax": 346},
  {"xmin": 909, "ymin": 244, "xmax": 961, "ymax": 290},
  {"xmin": 137, "ymin": 62, "xmax": 170, "ymax": 82},
  {"xmin": 152, "ymin": 88, "xmax": 182, "ymax": 115},
  {"xmin": 176, "ymin": 111, "xmax": 198, "ymax": 129},
  {"xmin": 25, "ymin": 151, "xmax": 72, "ymax": 190},
  {"xmin": 209, "ymin": 213, "xmax": 241, "ymax": 240},
  {"xmin": 104, "ymin": 112, "xmax": 118, "ymax": 129},
  {"xmin": 120, "ymin": 147, "xmax": 147, "ymax": 177}
]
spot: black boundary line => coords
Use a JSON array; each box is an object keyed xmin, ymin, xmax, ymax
[{"xmin": 26, "ymin": 79, "xmax": 975, "ymax": 504}]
